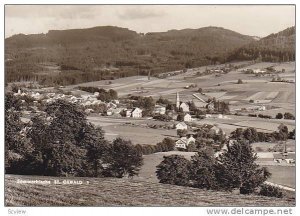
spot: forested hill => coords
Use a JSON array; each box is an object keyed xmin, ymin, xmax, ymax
[
  {"xmin": 5, "ymin": 26, "xmax": 254, "ymax": 86},
  {"xmin": 227, "ymin": 26, "xmax": 295, "ymax": 62},
  {"xmin": 6, "ymin": 26, "xmax": 140, "ymax": 47}
]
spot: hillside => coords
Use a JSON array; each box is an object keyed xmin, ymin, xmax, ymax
[
  {"xmin": 227, "ymin": 26, "xmax": 295, "ymax": 62},
  {"xmin": 5, "ymin": 26, "xmax": 254, "ymax": 86},
  {"xmin": 5, "ymin": 174, "xmax": 294, "ymax": 206}
]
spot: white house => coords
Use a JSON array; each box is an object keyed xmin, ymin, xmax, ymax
[
  {"xmin": 154, "ymin": 105, "xmax": 166, "ymax": 115},
  {"xmin": 180, "ymin": 102, "xmax": 189, "ymax": 112},
  {"xmin": 184, "ymin": 113, "xmax": 192, "ymax": 122},
  {"xmin": 126, "ymin": 108, "xmax": 143, "ymax": 118},
  {"xmin": 176, "ymin": 122, "xmax": 188, "ymax": 130},
  {"xmin": 175, "ymin": 136, "xmax": 196, "ymax": 149},
  {"xmin": 132, "ymin": 108, "xmax": 142, "ymax": 118}
]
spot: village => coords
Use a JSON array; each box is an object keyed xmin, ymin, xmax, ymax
[{"xmin": 9, "ymin": 61, "xmax": 296, "ymax": 173}]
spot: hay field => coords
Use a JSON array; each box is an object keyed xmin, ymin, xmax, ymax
[
  {"xmin": 264, "ymin": 166, "xmax": 296, "ymax": 188},
  {"xmin": 5, "ymin": 175, "xmax": 294, "ymax": 207}
]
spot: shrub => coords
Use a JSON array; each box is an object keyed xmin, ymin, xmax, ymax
[
  {"xmin": 284, "ymin": 112, "xmax": 295, "ymax": 120},
  {"xmin": 259, "ymin": 184, "xmax": 283, "ymax": 198},
  {"xmin": 237, "ymin": 79, "xmax": 243, "ymax": 84},
  {"xmin": 275, "ymin": 113, "xmax": 283, "ymax": 119},
  {"xmin": 177, "ymin": 129, "xmax": 187, "ymax": 137},
  {"xmin": 156, "ymin": 155, "xmax": 190, "ymax": 186},
  {"xmin": 153, "ymin": 114, "xmax": 172, "ymax": 122}
]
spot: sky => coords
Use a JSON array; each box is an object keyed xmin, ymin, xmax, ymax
[{"xmin": 5, "ymin": 5, "xmax": 295, "ymax": 38}]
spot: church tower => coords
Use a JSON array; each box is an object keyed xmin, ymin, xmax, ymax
[{"xmin": 176, "ymin": 92, "xmax": 180, "ymax": 109}]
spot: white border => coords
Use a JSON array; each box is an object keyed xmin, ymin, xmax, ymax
[{"xmin": 0, "ymin": 1, "xmax": 298, "ymax": 216}]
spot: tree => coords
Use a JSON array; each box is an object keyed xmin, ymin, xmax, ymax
[
  {"xmin": 104, "ymin": 138, "xmax": 143, "ymax": 178},
  {"xmin": 186, "ymin": 142, "xmax": 197, "ymax": 152},
  {"xmin": 289, "ymin": 129, "xmax": 295, "ymax": 140},
  {"xmin": 177, "ymin": 129, "xmax": 187, "ymax": 137},
  {"xmin": 159, "ymin": 138, "xmax": 175, "ymax": 151},
  {"xmin": 276, "ymin": 113, "xmax": 283, "ymax": 119},
  {"xmin": 215, "ymin": 140, "xmax": 271, "ymax": 194},
  {"xmin": 26, "ymin": 100, "xmax": 92, "ymax": 176},
  {"xmin": 84, "ymin": 125, "xmax": 108, "ymax": 177},
  {"xmin": 277, "ymin": 123, "xmax": 289, "ymax": 141},
  {"xmin": 5, "ymin": 92, "xmax": 31, "ymax": 173},
  {"xmin": 284, "ymin": 112, "xmax": 295, "ymax": 120},
  {"xmin": 177, "ymin": 113, "xmax": 185, "ymax": 121},
  {"xmin": 189, "ymin": 150, "xmax": 218, "ymax": 189},
  {"xmin": 237, "ymin": 79, "xmax": 243, "ymax": 84},
  {"xmin": 156, "ymin": 155, "xmax": 190, "ymax": 186}
]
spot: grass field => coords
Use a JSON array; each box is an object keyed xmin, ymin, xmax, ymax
[
  {"xmin": 5, "ymin": 175, "xmax": 295, "ymax": 207},
  {"xmin": 264, "ymin": 166, "xmax": 296, "ymax": 188}
]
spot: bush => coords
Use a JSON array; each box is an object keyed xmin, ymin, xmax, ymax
[
  {"xmin": 259, "ymin": 184, "xmax": 283, "ymax": 198},
  {"xmin": 156, "ymin": 155, "xmax": 190, "ymax": 186},
  {"xmin": 248, "ymin": 113, "xmax": 257, "ymax": 117},
  {"xmin": 275, "ymin": 113, "xmax": 283, "ymax": 119},
  {"xmin": 153, "ymin": 114, "xmax": 172, "ymax": 122},
  {"xmin": 284, "ymin": 112, "xmax": 295, "ymax": 120},
  {"xmin": 237, "ymin": 79, "xmax": 243, "ymax": 84}
]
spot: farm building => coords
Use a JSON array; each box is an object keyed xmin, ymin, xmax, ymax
[
  {"xmin": 126, "ymin": 108, "xmax": 143, "ymax": 118},
  {"xmin": 107, "ymin": 107, "xmax": 123, "ymax": 117},
  {"xmin": 184, "ymin": 113, "xmax": 192, "ymax": 122},
  {"xmin": 180, "ymin": 102, "xmax": 190, "ymax": 112},
  {"xmin": 176, "ymin": 122, "xmax": 188, "ymax": 130},
  {"xmin": 154, "ymin": 105, "xmax": 166, "ymax": 115},
  {"xmin": 273, "ymin": 152, "xmax": 295, "ymax": 164},
  {"xmin": 175, "ymin": 135, "xmax": 196, "ymax": 149}
]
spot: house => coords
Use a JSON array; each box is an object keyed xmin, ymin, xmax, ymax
[
  {"xmin": 205, "ymin": 114, "xmax": 212, "ymax": 118},
  {"xmin": 206, "ymin": 103, "xmax": 214, "ymax": 111},
  {"xmin": 126, "ymin": 107, "xmax": 143, "ymax": 118},
  {"xmin": 273, "ymin": 152, "xmax": 295, "ymax": 164},
  {"xmin": 253, "ymin": 69, "xmax": 266, "ymax": 74},
  {"xmin": 184, "ymin": 113, "xmax": 192, "ymax": 122},
  {"xmin": 175, "ymin": 135, "xmax": 196, "ymax": 149},
  {"xmin": 154, "ymin": 105, "xmax": 166, "ymax": 115},
  {"xmin": 176, "ymin": 122, "xmax": 188, "ymax": 130},
  {"xmin": 107, "ymin": 102, "xmax": 118, "ymax": 109},
  {"xmin": 180, "ymin": 102, "xmax": 189, "ymax": 112},
  {"xmin": 132, "ymin": 108, "xmax": 142, "ymax": 118}
]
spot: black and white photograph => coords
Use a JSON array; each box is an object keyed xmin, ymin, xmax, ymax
[{"xmin": 3, "ymin": 3, "xmax": 296, "ymax": 212}]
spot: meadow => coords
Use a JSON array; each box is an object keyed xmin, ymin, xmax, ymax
[{"xmin": 5, "ymin": 175, "xmax": 295, "ymax": 207}]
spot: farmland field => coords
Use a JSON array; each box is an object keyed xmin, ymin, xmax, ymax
[
  {"xmin": 264, "ymin": 166, "xmax": 296, "ymax": 188},
  {"xmin": 5, "ymin": 175, "xmax": 295, "ymax": 207}
]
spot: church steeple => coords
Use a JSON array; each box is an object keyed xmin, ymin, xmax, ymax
[{"xmin": 176, "ymin": 92, "xmax": 180, "ymax": 109}]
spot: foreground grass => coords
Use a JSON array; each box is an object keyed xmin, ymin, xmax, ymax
[{"xmin": 5, "ymin": 174, "xmax": 295, "ymax": 207}]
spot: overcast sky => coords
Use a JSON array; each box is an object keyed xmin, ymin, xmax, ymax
[{"xmin": 5, "ymin": 5, "xmax": 295, "ymax": 38}]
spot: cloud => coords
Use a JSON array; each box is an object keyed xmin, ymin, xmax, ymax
[
  {"xmin": 118, "ymin": 7, "xmax": 167, "ymax": 20},
  {"xmin": 5, "ymin": 5, "xmax": 98, "ymax": 19}
]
